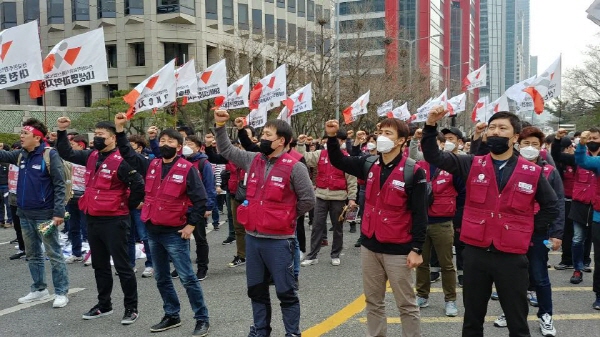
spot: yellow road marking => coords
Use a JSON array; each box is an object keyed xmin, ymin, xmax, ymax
[
  {"xmin": 302, "ymin": 294, "xmax": 366, "ymax": 337},
  {"xmin": 386, "ymin": 287, "xmax": 593, "ymax": 293},
  {"xmin": 357, "ymin": 313, "xmax": 600, "ymax": 324}
]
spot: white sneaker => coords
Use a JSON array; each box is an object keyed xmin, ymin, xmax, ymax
[
  {"xmin": 142, "ymin": 267, "xmax": 154, "ymax": 278},
  {"xmin": 331, "ymin": 258, "xmax": 341, "ymax": 266},
  {"xmin": 18, "ymin": 289, "xmax": 50, "ymax": 304},
  {"xmin": 494, "ymin": 314, "xmax": 507, "ymax": 328},
  {"xmin": 445, "ymin": 301, "xmax": 458, "ymax": 317},
  {"xmin": 53, "ymin": 295, "xmax": 69, "ymax": 308},
  {"xmin": 65, "ymin": 255, "xmax": 84, "ymax": 264},
  {"xmin": 301, "ymin": 259, "xmax": 318, "ymax": 267},
  {"xmin": 539, "ymin": 313, "xmax": 556, "ymax": 337}
]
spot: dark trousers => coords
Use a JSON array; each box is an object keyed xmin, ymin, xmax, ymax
[
  {"xmin": 462, "ymin": 245, "xmax": 530, "ymax": 337},
  {"xmin": 307, "ymin": 198, "xmax": 345, "ymax": 260},
  {"xmin": 87, "ymin": 215, "xmax": 138, "ymax": 310},
  {"xmin": 454, "ymin": 227, "xmax": 465, "ymax": 274},
  {"xmin": 593, "ymin": 222, "xmax": 600, "ymax": 294},
  {"xmin": 192, "ymin": 218, "xmax": 209, "ymax": 272},
  {"xmin": 296, "ymin": 214, "xmax": 306, "ymax": 253},
  {"xmin": 528, "ymin": 234, "xmax": 553, "ymax": 317},
  {"xmin": 560, "ymin": 200, "xmax": 574, "ymax": 265},
  {"xmin": 225, "ymin": 192, "xmax": 235, "ymax": 240},
  {"xmin": 10, "ymin": 205, "xmax": 24, "ymax": 252},
  {"xmin": 67, "ymin": 202, "xmax": 86, "ymax": 257}
]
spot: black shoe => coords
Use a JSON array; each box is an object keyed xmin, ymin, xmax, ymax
[
  {"xmin": 9, "ymin": 238, "xmax": 18, "ymax": 244},
  {"xmin": 222, "ymin": 237, "xmax": 235, "ymax": 245},
  {"xmin": 583, "ymin": 263, "xmax": 593, "ymax": 273},
  {"xmin": 171, "ymin": 270, "xmax": 179, "ymax": 279},
  {"xmin": 554, "ymin": 263, "xmax": 574, "ymax": 270},
  {"xmin": 349, "ymin": 222, "xmax": 357, "ymax": 233},
  {"xmin": 354, "ymin": 238, "xmax": 362, "ymax": 248},
  {"xmin": 430, "ymin": 272, "xmax": 441, "ymax": 283},
  {"xmin": 150, "ymin": 315, "xmax": 181, "ymax": 332},
  {"xmin": 228, "ymin": 256, "xmax": 246, "ymax": 267},
  {"xmin": 82, "ymin": 305, "xmax": 114, "ymax": 320},
  {"xmin": 458, "ymin": 275, "xmax": 464, "ymax": 288},
  {"xmin": 193, "ymin": 320, "xmax": 210, "ymax": 336},
  {"xmin": 213, "ymin": 225, "xmax": 220, "ymax": 231},
  {"xmin": 328, "ymin": 226, "xmax": 334, "ymax": 231},
  {"xmin": 570, "ymin": 270, "xmax": 583, "ymax": 284},
  {"xmin": 9, "ymin": 251, "xmax": 26, "ymax": 260},
  {"xmin": 121, "ymin": 308, "xmax": 139, "ymax": 325},
  {"xmin": 197, "ymin": 269, "xmax": 207, "ymax": 281}
]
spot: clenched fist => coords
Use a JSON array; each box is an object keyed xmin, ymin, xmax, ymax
[
  {"xmin": 214, "ymin": 109, "xmax": 230, "ymax": 125},
  {"xmin": 57, "ymin": 117, "xmax": 71, "ymax": 131},
  {"xmin": 325, "ymin": 120, "xmax": 339, "ymax": 137},
  {"xmin": 297, "ymin": 134, "xmax": 307, "ymax": 144},
  {"xmin": 234, "ymin": 117, "xmax": 245, "ymax": 129},
  {"xmin": 425, "ymin": 105, "xmax": 447, "ymax": 126},
  {"xmin": 115, "ymin": 113, "xmax": 128, "ymax": 132},
  {"xmin": 147, "ymin": 126, "xmax": 159, "ymax": 140}
]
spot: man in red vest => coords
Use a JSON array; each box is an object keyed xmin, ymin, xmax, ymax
[
  {"xmin": 214, "ymin": 109, "xmax": 315, "ymax": 337},
  {"xmin": 422, "ymin": 108, "xmax": 558, "ymax": 337},
  {"xmin": 55, "ymin": 117, "xmax": 145, "ymax": 325}
]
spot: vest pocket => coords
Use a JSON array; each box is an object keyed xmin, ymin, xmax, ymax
[
  {"xmin": 375, "ymin": 211, "xmax": 412, "ymax": 244},
  {"xmin": 236, "ymin": 204, "xmax": 250, "ymax": 227},
  {"xmin": 500, "ymin": 222, "xmax": 533, "ymax": 252},
  {"xmin": 468, "ymin": 181, "xmax": 489, "ymax": 204},
  {"xmin": 460, "ymin": 217, "xmax": 486, "ymax": 242},
  {"xmin": 257, "ymin": 202, "xmax": 296, "ymax": 234},
  {"xmin": 509, "ymin": 188, "xmax": 535, "ymax": 213}
]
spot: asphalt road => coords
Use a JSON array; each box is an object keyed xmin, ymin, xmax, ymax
[{"xmin": 0, "ymin": 216, "xmax": 598, "ymax": 337}]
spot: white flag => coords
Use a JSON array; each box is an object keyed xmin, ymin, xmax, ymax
[
  {"xmin": 174, "ymin": 59, "xmax": 198, "ymax": 99},
  {"xmin": 278, "ymin": 83, "xmax": 313, "ymax": 123},
  {"xmin": 0, "ymin": 21, "xmax": 44, "ymax": 89},
  {"xmin": 343, "ymin": 91, "xmax": 370, "ymax": 124},
  {"xmin": 218, "ymin": 74, "xmax": 250, "ymax": 110},
  {"xmin": 124, "ymin": 59, "xmax": 176, "ymax": 116},
  {"xmin": 448, "ymin": 93, "xmax": 467, "ymax": 114},
  {"xmin": 471, "ymin": 96, "xmax": 489, "ymax": 122},
  {"xmin": 376, "ymin": 100, "xmax": 394, "ymax": 117},
  {"xmin": 188, "ymin": 59, "xmax": 228, "ymax": 103},
  {"xmin": 463, "ymin": 64, "xmax": 487, "ymax": 91},
  {"xmin": 411, "ymin": 98, "xmax": 434, "ymax": 123},
  {"xmin": 529, "ymin": 56, "xmax": 561, "ymax": 101},
  {"xmin": 249, "ymin": 64, "xmax": 287, "ymax": 110},
  {"xmin": 388, "ymin": 103, "xmax": 411, "ymax": 121},
  {"xmin": 246, "ymin": 105, "xmax": 268, "ymax": 128},
  {"xmin": 488, "ymin": 94, "xmax": 510, "ymax": 115}
]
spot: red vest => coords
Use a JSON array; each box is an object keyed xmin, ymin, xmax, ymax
[
  {"xmin": 79, "ymin": 150, "xmax": 129, "ymax": 216},
  {"xmin": 418, "ymin": 160, "xmax": 431, "ymax": 182},
  {"xmin": 461, "ymin": 155, "xmax": 540, "ymax": 254},
  {"xmin": 226, "ymin": 162, "xmax": 245, "ymax": 194},
  {"xmin": 141, "ymin": 157, "xmax": 193, "ymax": 227},
  {"xmin": 563, "ymin": 165, "xmax": 575, "ymax": 199},
  {"xmin": 315, "ymin": 150, "xmax": 348, "ymax": 191},
  {"xmin": 572, "ymin": 165, "xmax": 596, "ymax": 205},
  {"xmin": 534, "ymin": 163, "xmax": 554, "ymax": 214},
  {"xmin": 428, "ymin": 169, "xmax": 458, "ymax": 218},
  {"xmin": 288, "ymin": 149, "xmax": 304, "ymax": 162},
  {"xmin": 235, "ymin": 153, "xmax": 299, "ymax": 235},
  {"xmin": 362, "ymin": 156, "xmax": 417, "ymax": 244}
]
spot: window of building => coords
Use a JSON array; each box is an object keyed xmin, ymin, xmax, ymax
[
  {"xmin": 164, "ymin": 43, "xmax": 189, "ymax": 66},
  {"xmin": 1, "ymin": 2, "xmax": 17, "ymax": 29},
  {"xmin": 205, "ymin": 0, "xmax": 217, "ymax": 20},
  {"xmin": 288, "ymin": 0, "xmax": 296, "ymax": 13},
  {"xmin": 8, "ymin": 89, "xmax": 20, "ymax": 105},
  {"xmin": 125, "ymin": 0, "xmax": 144, "ymax": 15},
  {"xmin": 277, "ymin": 0, "xmax": 285, "ymax": 9},
  {"xmin": 98, "ymin": 0, "xmax": 117, "ymax": 18},
  {"xmin": 130, "ymin": 43, "xmax": 145, "ymax": 66},
  {"xmin": 265, "ymin": 14, "xmax": 275, "ymax": 40},
  {"xmin": 157, "ymin": 0, "xmax": 194, "ymax": 16},
  {"xmin": 316, "ymin": 4, "xmax": 322, "ymax": 21},
  {"xmin": 238, "ymin": 3, "xmax": 248, "ymax": 30},
  {"xmin": 23, "ymin": 0, "xmax": 40, "ymax": 23},
  {"xmin": 288, "ymin": 23, "xmax": 296, "ymax": 47},
  {"xmin": 339, "ymin": 0, "xmax": 384, "ymax": 15},
  {"xmin": 108, "ymin": 84, "xmax": 119, "ymax": 97},
  {"xmin": 340, "ymin": 18, "xmax": 385, "ymax": 32},
  {"xmin": 36, "ymin": 96, "xmax": 43, "ymax": 106},
  {"xmin": 298, "ymin": 27, "xmax": 306, "ymax": 50},
  {"xmin": 307, "ymin": 31, "xmax": 315, "ymax": 52},
  {"xmin": 307, "ymin": 0, "xmax": 314, "ymax": 21},
  {"xmin": 252, "ymin": 9, "xmax": 262, "ymax": 35},
  {"xmin": 298, "ymin": 0, "xmax": 305, "ymax": 17},
  {"xmin": 72, "ymin": 0, "xmax": 89, "ymax": 21},
  {"xmin": 59, "ymin": 89, "xmax": 68, "ymax": 107},
  {"xmin": 82, "ymin": 85, "xmax": 92, "ymax": 107},
  {"xmin": 223, "ymin": 0, "xmax": 233, "ymax": 25},
  {"xmin": 47, "ymin": 0, "xmax": 64, "ymax": 24},
  {"xmin": 324, "ymin": 9, "xmax": 330, "ymax": 28},
  {"xmin": 106, "ymin": 45, "xmax": 117, "ymax": 68},
  {"xmin": 277, "ymin": 19, "xmax": 286, "ymax": 42},
  {"xmin": 265, "ymin": 0, "xmax": 273, "ymax": 2}
]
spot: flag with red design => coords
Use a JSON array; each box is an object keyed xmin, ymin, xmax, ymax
[
  {"xmin": 123, "ymin": 59, "xmax": 176, "ymax": 118},
  {"xmin": 411, "ymin": 98, "xmax": 433, "ymax": 123},
  {"xmin": 487, "ymin": 94, "xmax": 510, "ymax": 115},
  {"xmin": 247, "ymin": 105, "xmax": 268, "ymax": 128},
  {"xmin": 174, "ymin": 60, "xmax": 198, "ymax": 104},
  {"xmin": 523, "ymin": 56, "xmax": 562, "ymax": 114},
  {"xmin": 471, "ymin": 96, "xmax": 489, "ymax": 122},
  {"xmin": 342, "ymin": 91, "xmax": 370, "ymax": 124},
  {"xmin": 376, "ymin": 100, "xmax": 394, "ymax": 117},
  {"xmin": 277, "ymin": 83, "xmax": 313, "ymax": 123},
  {"xmin": 29, "ymin": 28, "xmax": 108, "ymax": 97},
  {"xmin": 448, "ymin": 93, "xmax": 467, "ymax": 115},
  {"xmin": 463, "ymin": 64, "xmax": 486, "ymax": 91},
  {"xmin": 218, "ymin": 74, "xmax": 250, "ymax": 109},
  {"xmin": 387, "ymin": 102, "xmax": 411, "ymax": 121},
  {"xmin": 249, "ymin": 64, "xmax": 287, "ymax": 110},
  {"xmin": 0, "ymin": 21, "xmax": 44, "ymax": 90},
  {"xmin": 188, "ymin": 59, "xmax": 227, "ymax": 103}
]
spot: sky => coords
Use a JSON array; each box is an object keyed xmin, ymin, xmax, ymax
[{"xmin": 530, "ymin": 0, "xmax": 600, "ymax": 74}]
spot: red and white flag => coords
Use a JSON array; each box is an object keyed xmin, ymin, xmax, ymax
[
  {"xmin": 488, "ymin": 94, "xmax": 510, "ymax": 115},
  {"xmin": 174, "ymin": 60, "xmax": 198, "ymax": 104},
  {"xmin": 471, "ymin": 96, "xmax": 489, "ymax": 122},
  {"xmin": 0, "ymin": 21, "xmax": 44, "ymax": 90},
  {"xmin": 342, "ymin": 91, "xmax": 370, "ymax": 124},
  {"xmin": 29, "ymin": 28, "xmax": 108, "ymax": 97},
  {"xmin": 387, "ymin": 102, "xmax": 411, "ymax": 121},
  {"xmin": 217, "ymin": 74, "xmax": 250, "ymax": 109},
  {"xmin": 189, "ymin": 59, "xmax": 228, "ymax": 103},
  {"xmin": 523, "ymin": 56, "xmax": 562, "ymax": 114},
  {"xmin": 411, "ymin": 98, "xmax": 434, "ymax": 123},
  {"xmin": 376, "ymin": 100, "xmax": 394, "ymax": 117},
  {"xmin": 463, "ymin": 64, "xmax": 486, "ymax": 91},
  {"xmin": 123, "ymin": 59, "xmax": 176, "ymax": 118},
  {"xmin": 278, "ymin": 83, "xmax": 313, "ymax": 123},
  {"xmin": 249, "ymin": 64, "xmax": 287, "ymax": 110},
  {"xmin": 448, "ymin": 93, "xmax": 467, "ymax": 115},
  {"xmin": 247, "ymin": 105, "xmax": 268, "ymax": 128}
]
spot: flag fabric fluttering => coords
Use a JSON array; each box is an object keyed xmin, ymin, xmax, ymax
[
  {"xmin": 174, "ymin": 59, "xmax": 198, "ymax": 105},
  {"xmin": 471, "ymin": 96, "xmax": 489, "ymax": 122},
  {"xmin": 447, "ymin": 93, "xmax": 467, "ymax": 115},
  {"xmin": 277, "ymin": 83, "xmax": 313, "ymax": 124},
  {"xmin": 123, "ymin": 59, "xmax": 176, "ymax": 119},
  {"xmin": 249, "ymin": 64, "xmax": 287, "ymax": 110},
  {"xmin": 188, "ymin": 59, "xmax": 227, "ymax": 104},
  {"xmin": 0, "ymin": 21, "xmax": 44, "ymax": 90},
  {"xmin": 376, "ymin": 100, "xmax": 394, "ymax": 117},
  {"xmin": 387, "ymin": 102, "xmax": 411, "ymax": 121},
  {"xmin": 342, "ymin": 91, "xmax": 370, "ymax": 124},
  {"xmin": 247, "ymin": 105, "xmax": 268, "ymax": 128},
  {"xmin": 523, "ymin": 56, "xmax": 561, "ymax": 114},
  {"xmin": 216, "ymin": 74, "xmax": 250, "ymax": 109},
  {"xmin": 463, "ymin": 64, "xmax": 487, "ymax": 91}
]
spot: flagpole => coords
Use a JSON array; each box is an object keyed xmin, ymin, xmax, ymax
[
  {"xmin": 106, "ymin": 83, "xmax": 111, "ymax": 120},
  {"xmin": 43, "ymin": 93, "xmax": 47, "ymax": 126}
]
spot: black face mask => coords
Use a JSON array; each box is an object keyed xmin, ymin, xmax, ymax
[
  {"xmin": 487, "ymin": 136, "xmax": 511, "ymax": 155},
  {"xmin": 159, "ymin": 145, "xmax": 177, "ymax": 159},
  {"xmin": 587, "ymin": 141, "xmax": 600, "ymax": 153},
  {"xmin": 259, "ymin": 139, "xmax": 275, "ymax": 156},
  {"xmin": 93, "ymin": 137, "xmax": 107, "ymax": 151}
]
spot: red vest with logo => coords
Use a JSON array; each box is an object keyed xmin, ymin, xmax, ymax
[
  {"xmin": 141, "ymin": 157, "xmax": 193, "ymax": 227},
  {"xmin": 79, "ymin": 150, "xmax": 129, "ymax": 216},
  {"xmin": 315, "ymin": 149, "xmax": 348, "ymax": 191},
  {"xmin": 562, "ymin": 165, "xmax": 575, "ymax": 199},
  {"xmin": 288, "ymin": 149, "xmax": 304, "ymax": 162},
  {"xmin": 572, "ymin": 161, "xmax": 596, "ymax": 205},
  {"xmin": 226, "ymin": 162, "xmax": 245, "ymax": 194},
  {"xmin": 428, "ymin": 169, "xmax": 458, "ymax": 217},
  {"xmin": 418, "ymin": 160, "xmax": 431, "ymax": 182},
  {"xmin": 235, "ymin": 153, "xmax": 299, "ymax": 235},
  {"xmin": 534, "ymin": 163, "xmax": 554, "ymax": 214},
  {"xmin": 362, "ymin": 156, "xmax": 418, "ymax": 244},
  {"xmin": 461, "ymin": 155, "xmax": 540, "ymax": 254}
]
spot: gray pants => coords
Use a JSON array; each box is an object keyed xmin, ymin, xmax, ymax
[{"xmin": 307, "ymin": 198, "xmax": 345, "ymax": 260}]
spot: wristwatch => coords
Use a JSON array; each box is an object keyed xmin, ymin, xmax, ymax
[{"xmin": 411, "ymin": 247, "xmax": 423, "ymax": 255}]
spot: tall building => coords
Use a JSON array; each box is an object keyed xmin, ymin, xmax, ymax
[
  {"xmin": 449, "ymin": 0, "xmax": 481, "ymax": 96},
  {"xmin": 529, "ymin": 55, "xmax": 538, "ymax": 76},
  {"xmin": 517, "ymin": 0, "xmax": 530, "ymax": 78}
]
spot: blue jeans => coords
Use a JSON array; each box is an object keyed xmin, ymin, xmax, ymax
[
  {"xmin": 0, "ymin": 186, "xmax": 12, "ymax": 223},
  {"xmin": 527, "ymin": 233, "xmax": 553, "ymax": 317},
  {"xmin": 293, "ymin": 238, "xmax": 300, "ymax": 279},
  {"xmin": 246, "ymin": 235, "xmax": 300, "ymax": 337},
  {"xmin": 19, "ymin": 213, "xmax": 69, "ymax": 295},
  {"xmin": 212, "ymin": 202, "xmax": 220, "ymax": 226},
  {"xmin": 573, "ymin": 221, "xmax": 588, "ymax": 271},
  {"xmin": 148, "ymin": 231, "xmax": 209, "ymax": 321},
  {"xmin": 128, "ymin": 209, "xmax": 153, "ymax": 268},
  {"xmin": 67, "ymin": 202, "xmax": 86, "ymax": 257}
]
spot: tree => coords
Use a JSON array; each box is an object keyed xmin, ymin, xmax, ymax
[{"xmin": 563, "ymin": 44, "xmax": 600, "ymax": 130}]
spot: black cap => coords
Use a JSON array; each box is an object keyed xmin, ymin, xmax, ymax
[
  {"xmin": 441, "ymin": 127, "xmax": 463, "ymax": 140},
  {"xmin": 560, "ymin": 137, "xmax": 573, "ymax": 149}
]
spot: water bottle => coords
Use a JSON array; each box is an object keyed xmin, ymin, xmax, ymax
[
  {"xmin": 242, "ymin": 200, "xmax": 249, "ymax": 207},
  {"xmin": 543, "ymin": 239, "xmax": 553, "ymax": 250}
]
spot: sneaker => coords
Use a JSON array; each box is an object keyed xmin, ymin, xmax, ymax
[
  {"xmin": 539, "ymin": 313, "xmax": 556, "ymax": 336},
  {"xmin": 457, "ymin": 275, "xmax": 464, "ymax": 288},
  {"xmin": 331, "ymin": 258, "xmax": 341, "ymax": 266},
  {"xmin": 491, "ymin": 291, "xmax": 499, "ymax": 300},
  {"xmin": 593, "ymin": 295, "xmax": 600, "ymax": 310},
  {"xmin": 494, "ymin": 314, "xmax": 507, "ymax": 328},
  {"xmin": 328, "ymin": 226, "xmax": 333, "ymax": 231},
  {"xmin": 228, "ymin": 256, "xmax": 246, "ymax": 267},
  {"xmin": 349, "ymin": 222, "xmax": 357, "ymax": 233},
  {"xmin": 18, "ymin": 289, "xmax": 50, "ymax": 304},
  {"xmin": 213, "ymin": 224, "xmax": 220, "ymax": 231},
  {"xmin": 197, "ymin": 269, "xmax": 207, "ymax": 281},
  {"xmin": 171, "ymin": 270, "xmax": 179, "ymax": 279},
  {"xmin": 528, "ymin": 290, "xmax": 539, "ymax": 307},
  {"xmin": 82, "ymin": 305, "xmax": 114, "ymax": 319},
  {"xmin": 321, "ymin": 239, "xmax": 329, "ymax": 246},
  {"xmin": 222, "ymin": 237, "xmax": 235, "ymax": 245},
  {"xmin": 83, "ymin": 252, "xmax": 92, "ymax": 266},
  {"xmin": 445, "ymin": 301, "xmax": 458, "ymax": 317},
  {"xmin": 9, "ymin": 238, "xmax": 18, "ymax": 244},
  {"xmin": 570, "ymin": 270, "xmax": 583, "ymax": 284},
  {"xmin": 554, "ymin": 262, "xmax": 573, "ymax": 270},
  {"xmin": 416, "ymin": 296, "xmax": 429, "ymax": 308},
  {"xmin": 150, "ymin": 315, "xmax": 182, "ymax": 332},
  {"xmin": 193, "ymin": 320, "xmax": 210, "ymax": 337},
  {"xmin": 583, "ymin": 263, "xmax": 592, "ymax": 273},
  {"xmin": 9, "ymin": 251, "xmax": 26, "ymax": 260},
  {"xmin": 430, "ymin": 272, "xmax": 441, "ymax": 283},
  {"xmin": 52, "ymin": 294, "xmax": 69, "ymax": 308},
  {"xmin": 142, "ymin": 267, "xmax": 154, "ymax": 278},
  {"xmin": 301, "ymin": 259, "xmax": 318, "ymax": 267},
  {"xmin": 121, "ymin": 308, "xmax": 139, "ymax": 325},
  {"xmin": 65, "ymin": 255, "xmax": 84, "ymax": 264},
  {"xmin": 354, "ymin": 238, "xmax": 362, "ymax": 247}
]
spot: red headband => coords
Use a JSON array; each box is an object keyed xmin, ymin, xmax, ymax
[
  {"xmin": 22, "ymin": 126, "xmax": 46, "ymax": 140},
  {"xmin": 76, "ymin": 141, "xmax": 86, "ymax": 149}
]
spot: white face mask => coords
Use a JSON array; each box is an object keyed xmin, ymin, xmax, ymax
[
  {"xmin": 340, "ymin": 143, "xmax": 347, "ymax": 150},
  {"xmin": 376, "ymin": 135, "xmax": 395, "ymax": 154},
  {"xmin": 443, "ymin": 142, "xmax": 456, "ymax": 152},
  {"xmin": 182, "ymin": 145, "xmax": 193, "ymax": 157},
  {"xmin": 323, "ymin": 144, "xmax": 327, "ymax": 150},
  {"xmin": 458, "ymin": 145, "xmax": 464, "ymax": 150},
  {"xmin": 367, "ymin": 142, "xmax": 377, "ymax": 151},
  {"xmin": 520, "ymin": 146, "xmax": 540, "ymax": 161},
  {"xmin": 574, "ymin": 137, "xmax": 580, "ymax": 146}
]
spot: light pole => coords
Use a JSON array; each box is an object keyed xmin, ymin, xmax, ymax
[
  {"xmin": 335, "ymin": 0, "xmax": 340, "ymax": 120},
  {"xmin": 394, "ymin": 34, "xmax": 442, "ymax": 89}
]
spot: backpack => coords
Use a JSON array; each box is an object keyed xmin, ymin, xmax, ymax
[{"xmin": 18, "ymin": 148, "xmax": 74, "ymax": 205}]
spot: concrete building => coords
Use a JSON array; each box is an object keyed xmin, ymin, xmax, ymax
[{"xmin": 530, "ymin": 55, "xmax": 538, "ymax": 76}]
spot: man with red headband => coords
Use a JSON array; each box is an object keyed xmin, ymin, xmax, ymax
[{"xmin": 0, "ymin": 118, "xmax": 69, "ymax": 309}]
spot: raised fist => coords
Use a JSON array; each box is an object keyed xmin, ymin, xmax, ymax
[
  {"xmin": 57, "ymin": 117, "xmax": 71, "ymax": 131},
  {"xmin": 325, "ymin": 120, "xmax": 340, "ymax": 137}
]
